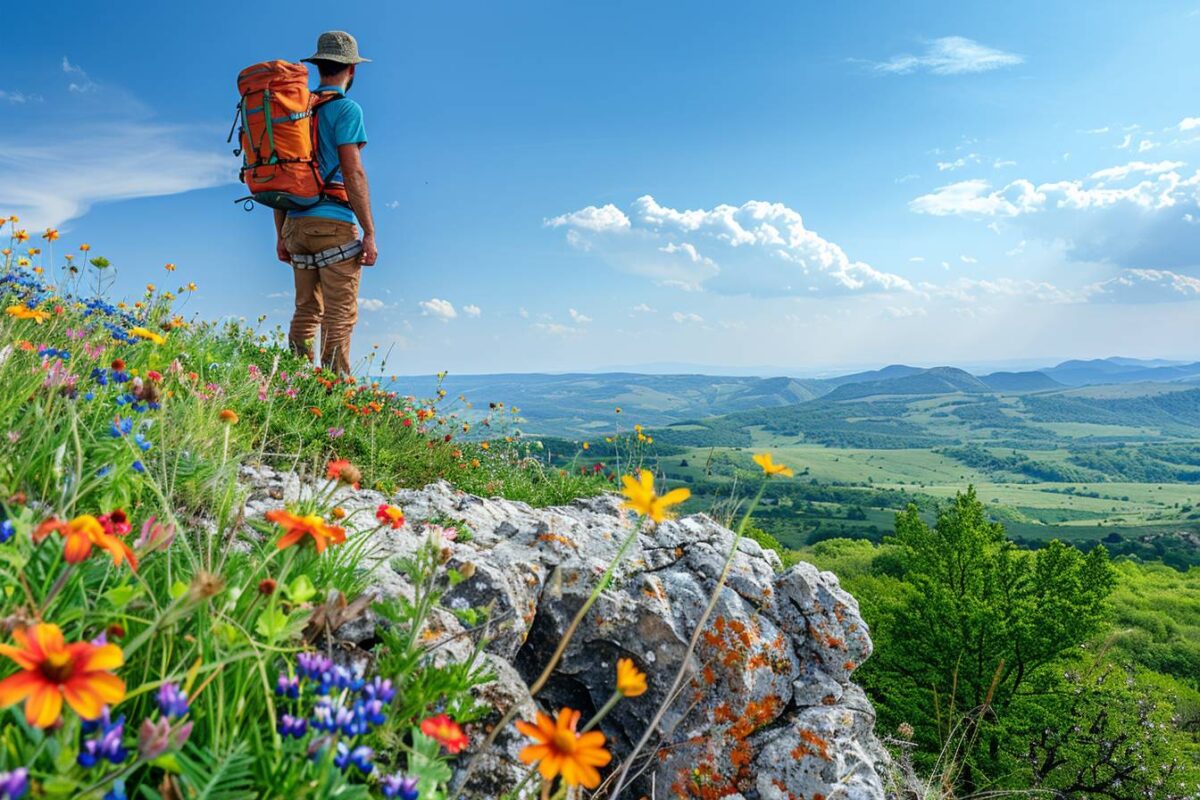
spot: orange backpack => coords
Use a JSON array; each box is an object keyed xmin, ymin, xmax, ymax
[{"xmin": 230, "ymin": 60, "xmax": 350, "ymax": 211}]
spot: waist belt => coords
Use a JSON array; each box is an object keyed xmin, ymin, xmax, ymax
[{"xmin": 291, "ymin": 240, "xmax": 363, "ymax": 270}]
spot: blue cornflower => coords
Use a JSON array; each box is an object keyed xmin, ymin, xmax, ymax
[
  {"xmin": 0, "ymin": 767, "xmax": 28, "ymax": 800},
  {"xmin": 102, "ymin": 779, "xmax": 127, "ymax": 800},
  {"xmin": 132, "ymin": 461, "xmax": 145, "ymax": 473},
  {"xmin": 78, "ymin": 710, "xmax": 128, "ymax": 768},
  {"xmin": 380, "ymin": 773, "xmax": 419, "ymax": 800},
  {"xmin": 333, "ymin": 742, "xmax": 374, "ymax": 775},
  {"xmin": 91, "ymin": 367, "xmax": 109, "ymax": 386},
  {"xmin": 84, "ymin": 392, "xmax": 95, "ymax": 401},
  {"xmin": 0, "ymin": 520, "xmax": 14, "ymax": 545},
  {"xmin": 110, "ymin": 417, "xmax": 133, "ymax": 438},
  {"xmin": 96, "ymin": 465, "xmax": 113, "ymax": 478},
  {"xmin": 156, "ymin": 683, "xmax": 189, "ymax": 718},
  {"xmin": 134, "ymin": 433, "xmax": 152, "ymax": 452},
  {"xmin": 277, "ymin": 714, "xmax": 307, "ymax": 739}
]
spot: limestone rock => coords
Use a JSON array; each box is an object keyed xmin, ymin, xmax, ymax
[{"xmin": 243, "ymin": 468, "xmax": 889, "ymax": 798}]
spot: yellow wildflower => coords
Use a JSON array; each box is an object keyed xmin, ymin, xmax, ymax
[
  {"xmin": 620, "ymin": 470, "xmax": 689, "ymax": 523},
  {"xmin": 752, "ymin": 452, "xmax": 794, "ymax": 478}
]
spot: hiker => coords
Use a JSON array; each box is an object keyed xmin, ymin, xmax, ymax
[{"xmin": 272, "ymin": 31, "xmax": 378, "ymax": 375}]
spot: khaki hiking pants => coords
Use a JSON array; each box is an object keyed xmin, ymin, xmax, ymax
[{"xmin": 281, "ymin": 216, "xmax": 362, "ymax": 376}]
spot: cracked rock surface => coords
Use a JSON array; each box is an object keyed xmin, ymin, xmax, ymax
[{"xmin": 243, "ymin": 467, "xmax": 889, "ymax": 799}]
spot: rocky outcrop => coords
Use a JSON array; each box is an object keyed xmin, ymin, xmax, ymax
[{"xmin": 242, "ymin": 467, "xmax": 890, "ymax": 799}]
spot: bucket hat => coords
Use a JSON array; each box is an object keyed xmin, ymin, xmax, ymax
[{"xmin": 301, "ymin": 31, "xmax": 371, "ymax": 65}]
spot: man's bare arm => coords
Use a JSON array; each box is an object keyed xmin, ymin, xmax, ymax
[
  {"xmin": 274, "ymin": 208, "xmax": 289, "ymax": 262},
  {"xmin": 338, "ymin": 143, "xmax": 377, "ymax": 266}
]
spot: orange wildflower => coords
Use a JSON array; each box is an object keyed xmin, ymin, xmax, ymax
[
  {"xmin": 516, "ymin": 708, "xmax": 612, "ymax": 788},
  {"xmin": 265, "ymin": 508, "xmax": 346, "ymax": 553},
  {"xmin": 616, "ymin": 657, "xmax": 648, "ymax": 698},
  {"xmin": 35, "ymin": 514, "xmax": 137, "ymax": 570},
  {"xmin": 325, "ymin": 459, "xmax": 361, "ymax": 487},
  {"xmin": 42, "ymin": 228, "xmax": 59, "ymax": 242},
  {"xmin": 420, "ymin": 713, "xmax": 469, "ymax": 754},
  {"xmin": 218, "ymin": 408, "xmax": 239, "ymax": 425},
  {"xmin": 0, "ymin": 623, "xmax": 125, "ymax": 727},
  {"xmin": 375, "ymin": 504, "xmax": 405, "ymax": 529}
]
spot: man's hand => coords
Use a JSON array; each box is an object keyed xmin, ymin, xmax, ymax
[
  {"xmin": 360, "ymin": 233, "xmax": 378, "ymax": 266},
  {"xmin": 276, "ymin": 238, "xmax": 291, "ymax": 263}
]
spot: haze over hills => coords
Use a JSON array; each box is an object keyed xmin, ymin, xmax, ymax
[{"xmin": 386, "ymin": 356, "xmax": 1200, "ymax": 436}]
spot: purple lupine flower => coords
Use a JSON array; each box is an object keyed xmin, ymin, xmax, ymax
[
  {"xmin": 275, "ymin": 673, "xmax": 300, "ymax": 698},
  {"xmin": 0, "ymin": 767, "xmax": 29, "ymax": 799},
  {"xmin": 359, "ymin": 698, "xmax": 387, "ymax": 728},
  {"xmin": 277, "ymin": 714, "xmax": 307, "ymax": 739},
  {"xmin": 138, "ymin": 718, "xmax": 172, "ymax": 760},
  {"xmin": 311, "ymin": 697, "xmax": 337, "ymax": 732},
  {"xmin": 156, "ymin": 683, "xmax": 189, "ymax": 718},
  {"xmin": 78, "ymin": 710, "xmax": 128, "ymax": 768},
  {"xmin": 333, "ymin": 742, "xmax": 374, "ymax": 775},
  {"xmin": 362, "ymin": 676, "xmax": 396, "ymax": 703},
  {"xmin": 296, "ymin": 652, "xmax": 334, "ymax": 682},
  {"xmin": 380, "ymin": 773, "xmax": 419, "ymax": 800}
]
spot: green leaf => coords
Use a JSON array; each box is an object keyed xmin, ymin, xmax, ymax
[
  {"xmin": 169, "ymin": 579, "xmax": 189, "ymax": 600},
  {"xmin": 41, "ymin": 776, "xmax": 81, "ymax": 796},
  {"xmin": 409, "ymin": 730, "xmax": 454, "ymax": 798},
  {"xmin": 151, "ymin": 752, "xmax": 183, "ymax": 773},
  {"xmin": 104, "ymin": 584, "xmax": 142, "ymax": 608},
  {"xmin": 286, "ymin": 574, "xmax": 317, "ymax": 604},
  {"xmin": 254, "ymin": 606, "xmax": 290, "ymax": 641}
]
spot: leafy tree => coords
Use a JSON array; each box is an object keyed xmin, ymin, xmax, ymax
[{"xmin": 865, "ymin": 488, "xmax": 1117, "ymax": 792}]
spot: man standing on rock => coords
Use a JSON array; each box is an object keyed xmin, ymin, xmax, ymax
[{"xmin": 275, "ymin": 30, "xmax": 378, "ymax": 376}]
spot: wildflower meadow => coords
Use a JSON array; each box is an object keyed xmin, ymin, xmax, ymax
[{"xmin": 0, "ymin": 220, "xmax": 795, "ymax": 799}]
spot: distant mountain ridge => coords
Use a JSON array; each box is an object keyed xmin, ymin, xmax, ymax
[{"xmin": 384, "ymin": 357, "xmax": 1200, "ymax": 437}]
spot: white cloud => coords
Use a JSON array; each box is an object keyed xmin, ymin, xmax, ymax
[
  {"xmin": 62, "ymin": 56, "xmax": 96, "ymax": 93},
  {"xmin": 1117, "ymin": 134, "xmax": 1133, "ymax": 150},
  {"xmin": 1137, "ymin": 139, "xmax": 1157, "ymax": 153},
  {"xmin": 549, "ymin": 194, "xmax": 912, "ymax": 297},
  {"xmin": 0, "ymin": 90, "xmax": 39, "ymax": 104},
  {"xmin": 462, "ymin": 304, "xmax": 482, "ymax": 318},
  {"xmin": 908, "ymin": 256, "xmax": 925, "ymax": 262},
  {"xmin": 0, "ymin": 123, "xmax": 233, "ymax": 229},
  {"xmin": 358, "ymin": 298, "xmax": 386, "ymax": 312},
  {"xmin": 895, "ymin": 173, "xmax": 920, "ymax": 184},
  {"xmin": 1085, "ymin": 269, "xmax": 1200, "ymax": 303},
  {"xmin": 419, "ymin": 298, "xmax": 457, "ymax": 320},
  {"xmin": 911, "ymin": 161, "xmax": 1198, "ymax": 219},
  {"xmin": 518, "ymin": 307, "xmax": 530, "ymax": 319},
  {"xmin": 1179, "ymin": 117, "xmax": 1200, "ymax": 132},
  {"xmin": 385, "ymin": 200, "xmax": 400, "ymax": 209},
  {"xmin": 960, "ymin": 254, "xmax": 977, "ymax": 264},
  {"xmin": 568, "ymin": 308, "xmax": 592, "ymax": 324},
  {"xmin": 632, "ymin": 303, "xmax": 656, "ymax": 313},
  {"xmin": 884, "ymin": 306, "xmax": 928, "ymax": 318},
  {"xmin": 873, "ymin": 36, "xmax": 1023, "ymax": 76},
  {"xmin": 1080, "ymin": 126, "xmax": 1110, "ymax": 134},
  {"xmin": 531, "ymin": 322, "xmax": 581, "ymax": 336},
  {"xmin": 671, "ymin": 311, "xmax": 704, "ymax": 324},
  {"xmin": 993, "ymin": 159, "xmax": 1016, "ymax": 168},
  {"xmin": 910, "ymin": 161, "xmax": 1200, "ymax": 270},
  {"xmin": 544, "ymin": 203, "xmax": 630, "ymax": 232}
]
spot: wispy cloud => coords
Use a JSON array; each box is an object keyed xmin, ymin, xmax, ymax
[
  {"xmin": 62, "ymin": 56, "xmax": 96, "ymax": 93},
  {"xmin": 0, "ymin": 123, "xmax": 233, "ymax": 229},
  {"xmin": 462, "ymin": 304, "xmax": 482, "ymax": 318},
  {"xmin": 872, "ymin": 36, "xmax": 1023, "ymax": 76}
]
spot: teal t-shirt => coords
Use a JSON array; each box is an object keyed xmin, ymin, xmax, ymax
[{"xmin": 288, "ymin": 85, "xmax": 367, "ymax": 223}]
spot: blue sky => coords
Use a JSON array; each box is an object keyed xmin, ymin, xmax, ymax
[{"xmin": 4, "ymin": 0, "xmax": 1200, "ymax": 375}]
